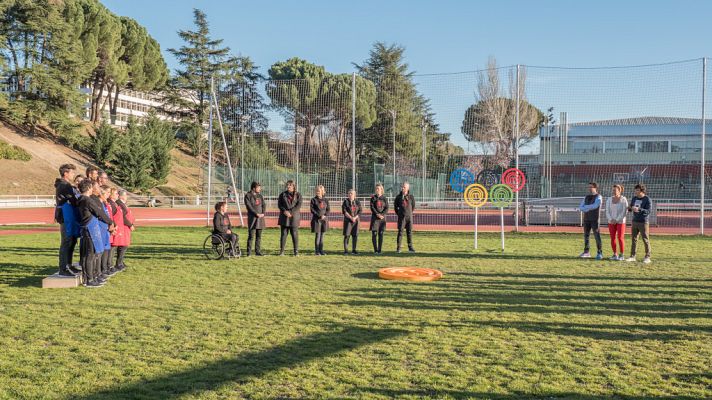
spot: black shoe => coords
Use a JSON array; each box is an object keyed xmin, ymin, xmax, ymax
[
  {"xmin": 68, "ymin": 265, "xmax": 82, "ymax": 274},
  {"xmin": 294, "ymin": 252, "xmax": 299, "ymax": 257},
  {"xmin": 86, "ymin": 281, "xmax": 104, "ymax": 288},
  {"xmin": 58, "ymin": 267, "xmax": 77, "ymax": 277},
  {"xmin": 396, "ymin": 249, "xmax": 402, "ymax": 254},
  {"xmin": 255, "ymin": 252, "xmax": 265, "ymax": 256},
  {"xmin": 352, "ymin": 250, "xmax": 358, "ymax": 255},
  {"xmin": 344, "ymin": 251, "xmax": 349, "ymax": 255},
  {"xmin": 107, "ymin": 268, "xmax": 118, "ymax": 277},
  {"xmin": 115, "ymin": 264, "xmax": 126, "ymax": 272},
  {"xmin": 408, "ymin": 248, "xmax": 416, "ymax": 253},
  {"xmin": 245, "ymin": 252, "xmax": 251, "ymax": 257}
]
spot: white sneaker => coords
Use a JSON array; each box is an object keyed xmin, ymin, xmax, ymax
[
  {"xmin": 625, "ymin": 257, "xmax": 637, "ymax": 262},
  {"xmin": 643, "ymin": 257, "xmax": 652, "ymax": 264},
  {"xmin": 609, "ymin": 255, "xmax": 619, "ymax": 261}
]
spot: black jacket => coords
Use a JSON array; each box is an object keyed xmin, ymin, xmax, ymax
[
  {"xmin": 277, "ymin": 190, "xmax": 302, "ymax": 227},
  {"xmin": 394, "ymin": 192, "xmax": 415, "ymax": 218},
  {"xmin": 310, "ymin": 196, "xmax": 330, "ymax": 220},
  {"xmin": 78, "ymin": 195, "xmax": 113, "ymax": 227},
  {"xmin": 54, "ymin": 178, "xmax": 77, "ymax": 223},
  {"xmin": 342, "ymin": 198, "xmax": 362, "ymax": 221},
  {"xmin": 213, "ymin": 212, "xmax": 232, "ymax": 235},
  {"xmin": 244, "ymin": 191, "xmax": 266, "ymax": 230}
]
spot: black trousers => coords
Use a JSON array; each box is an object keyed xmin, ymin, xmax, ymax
[
  {"xmin": 314, "ymin": 232, "xmax": 325, "ymax": 253},
  {"xmin": 396, "ymin": 216, "xmax": 413, "ymax": 250},
  {"xmin": 247, "ymin": 229, "xmax": 262, "ymax": 254},
  {"xmin": 344, "ymin": 234, "xmax": 358, "ymax": 253},
  {"xmin": 371, "ymin": 230, "xmax": 384, "ymax": 253},
  {"xmin": 100, "ymin": 248, "xmax": 113, "ymax": 275},
  {"xmin": 59, "ymin": 224, "xmax": 77, "ymax": 270},
  {"xmin": 80, "ymin": 234, "xmax": 99, "ymax": 283},
  {"xmin": 115, "ymin": 246, "xmax": 128, "ymax": 268},
  {"xmin": 583, "ymin": 220, "xmax": 602, "ymax": 253},
  {"xmin": 280, "ymin": 226, "xmax": 299, "ymax": 254},
  {"xmin": 219, "ymin": 233, "xmax": 238, "ymax": 254}
]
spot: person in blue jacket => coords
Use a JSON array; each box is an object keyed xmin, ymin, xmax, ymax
[
  {"xmin": 578, "ymin": 182, "xmax": 604, "ymax": 260},
  {"xmin": 626, "ymin": 184, "xmax": 653, "ymax": 264}
]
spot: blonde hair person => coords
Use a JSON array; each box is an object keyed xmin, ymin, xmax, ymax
[
  {"xmin": 606, "ymin": 184, "xmax": 628, "ymax": 261},
  {"xmin": 342, "ymin": 189, "xmax": 362, "ymax": 255},
  {"xmin": 310, "ymin": 184, "xmax": 330, "ymax": 255},
  {"xmin": 369, "ymin": 183, "xmax": 389, "ymax": 254}
]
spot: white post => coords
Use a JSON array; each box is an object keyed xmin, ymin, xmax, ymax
[
  {"xmin": 500, "ymin": 207, "xmax": 505, "ymax": 251},
  {"xmin": 352, "ymin": 72, "xmax": 357, "ymax": 190},
  {"xmin": 421, "ymin": 121, "xmax": 427, "ymax": 200},
  {"xmin": 206, "ymin": 77, "xmax": 214, "ymax": 226},
  {"xmin": 211, "ymin": 82, "xmax": 245, "ymax": 227},
  {"xmin": 702, "ymin": 57, "xmax": 707, "ymax": 235},
  {"xmin": 391, "ymin": 110, "xmax": 397, "ymax": 187},
  {"xmin": 474, "ymin": 207, "xmax": 479, "ymax": 250},
  {"xmin": 515, "ymin": 64, "xmax": 520, "ymax": 232}
]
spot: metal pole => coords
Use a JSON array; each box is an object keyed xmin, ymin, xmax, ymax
[
  {"xmin": 211, "ymin": 83, "xmax": 245, "ymax": 227},
  {"xmin": 352, "ymin": 72, "xmax": 357, "ymax": 190},
  {"xmin": 241, "ymin": 123, "xmax": 245, "ymax": 193},
  {"xmin": 500, "ymin": 207, "xmax": 505, "ymax": 251},
  {"xmin": 390, "ymin": 110, "xmax": 396, "ymax": 187},
  {"xmin": 294, "ymin": 117, "xmax": 299, "ymax": 189},
  {"xmin": 421, "ymin": 121, "xmax": 427, "ymax": 200},
  {"xmin": 515, "ymin": 64, "xmax": 520, "ymax": 232},
  {"xmin": 207, "ymin": 77, "xmax": 214, "ymax": 226},
  {"xmin": 702, "ymin": 57, "xmax": 707, "ymax": 235}
]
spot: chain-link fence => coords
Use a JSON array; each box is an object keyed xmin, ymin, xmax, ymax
[{"xmin": 203, "ymin": 58, "xmax": 710, "ymax": 234}]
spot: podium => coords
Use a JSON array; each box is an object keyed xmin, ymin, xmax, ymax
[{"xmin": 42, "ymin": 273, "xmax": 81, "ymax": 288}]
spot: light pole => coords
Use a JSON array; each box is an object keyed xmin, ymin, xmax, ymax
[
  {"xmin": 388, "ymin": 110, "xmax": 396, "ymax": 187},
  {"xmin": 421, "ymin": 120, "xmax": 427, "ymax": 200},
  {"xmin": 239, "ymin": 114, "xmax": 251, "ymax": 193}
]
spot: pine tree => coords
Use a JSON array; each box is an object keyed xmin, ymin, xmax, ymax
[
  {"xmin": 144, "ymin": 114, "xmax": 175, "ymax": 184},
  {"xmin": 111, "ymin": 119, "xmax": 154, "ymax": 192},
  {"xmin": 92, "ymin": 122, "xmax": 116, "ymax": 167}
]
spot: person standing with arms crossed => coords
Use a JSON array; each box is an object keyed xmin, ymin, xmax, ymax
[
  {"xmin": 278, "ymin": 180, "xmax": 302, "ymax": 256},
  {"xmin": 394, "ymin": 181, "xmax": 416, "ymax": 253},
  {"xmin": 244, "ymin": 182, "xmax": 266, "ymax": 256},
  {"xmin": 579, "ymin": 182, "xmax": 604, "ymax": 260}
]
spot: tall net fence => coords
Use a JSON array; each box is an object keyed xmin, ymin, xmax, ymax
[{"xmin": 204, "ymin": 58, "xmax": 710, "ymax": 234}]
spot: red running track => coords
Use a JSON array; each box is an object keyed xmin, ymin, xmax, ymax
[{"xmin": 0, "ymin": 207, "xmax": 708, "ymax": 235}]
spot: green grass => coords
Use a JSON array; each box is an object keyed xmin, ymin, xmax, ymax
[{"xmin": 0, "ymin": 227, "xmax": 711, "ymax": 399}]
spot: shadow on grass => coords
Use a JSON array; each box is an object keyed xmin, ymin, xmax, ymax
[
  {"xmin": 0, "ymin": 262, "xmax": 56, "ymax": 288},
  {"xmin": 357, "ymin": 387, "xmax": 704, "ymax": 399},
  {"xmin": 72, "ymin": 326, "xmax": 405, "ymax": 400}
]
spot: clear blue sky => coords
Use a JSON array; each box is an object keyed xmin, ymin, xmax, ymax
[{"xmin": 102, "ymin": 0, "xmax": 712, "ymax": 153}]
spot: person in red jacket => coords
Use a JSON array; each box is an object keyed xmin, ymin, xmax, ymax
[{"xmin": 115, "ymin": 190, "xmax": 135, "ymax": 271}]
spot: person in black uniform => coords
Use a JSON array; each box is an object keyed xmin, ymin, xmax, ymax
[
  {"xmin": 77, "ymin": 180, "xmax": 114, "ymax": 287},
  {"xmin": 213, "ymin": 201, "xmax": 238, "ymax": 256},
  {"xmin": 342, "ymin": 189, "xmax": 362, "ymax": 255},
  {"xmin": 369, "ymin": 183, "xmax": 388, "ymax": 254},
  {"xmin": 394, "ymin": 181, "xmax": 416, "ymax": 253},
  {"xmin": 244, "ymin": 181, "xmax": 266, "ymax": 256},
  {"xmin": 278, "ymin": 180, "xmax": 302, "ymax": 256},
  {"xmin": 55, "ymin": 163, "xmax": 79, "ymax": 276},
  {"xmin": 310, "ymin": 185, "xmax": 330, "ymax": 256}
]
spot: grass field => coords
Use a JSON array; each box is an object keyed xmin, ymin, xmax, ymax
[{"xmin": 0, "ymin": 227, "xmax": 711, "ymax": 399}]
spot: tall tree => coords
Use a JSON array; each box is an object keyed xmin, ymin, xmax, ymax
[
  {"xmin": 111, "ymin": 119, "xmax": 154, "ymax": 192},
  {"xmin": 168, "ymin": 8, "xmax": 231, "ymax": 126},
  {"xmin": 461, "ymin": 57, "xmax": 544, "ymax": 167}
]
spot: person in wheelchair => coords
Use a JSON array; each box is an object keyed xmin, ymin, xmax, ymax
[{"xmin": 213, "ymin": 201, "xmax": 238, "ymax": 257}]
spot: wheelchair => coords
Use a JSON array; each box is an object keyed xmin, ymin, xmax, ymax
[{"xmin": 203, "ymin": 233, "xmax": 241, "ymax": 260}]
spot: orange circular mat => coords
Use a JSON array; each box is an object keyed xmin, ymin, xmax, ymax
[{"xmin": 378, "ymin": 267, "xmax": 443, "ymax": 282}]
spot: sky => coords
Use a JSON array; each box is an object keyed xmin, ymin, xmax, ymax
[{"xmin": 102, "ymin": 0, "xmax": 712, "ymax": 153}]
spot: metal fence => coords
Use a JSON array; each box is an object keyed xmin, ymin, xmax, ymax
[{"xmin": 203, "ymin": 58, "xmax": 707, "ymax": 234}]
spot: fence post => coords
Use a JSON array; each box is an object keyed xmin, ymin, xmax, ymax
[
  {"xmin": 352, "ymin": 72, "xmax": 357, "ymax": 191},
  {"xmin": 702, "ymin": 57, "xmax": 707, "ymax": 235},
  {"xmin": 515, "ymin": 64, "xmax": 520, "ymax": 232}
]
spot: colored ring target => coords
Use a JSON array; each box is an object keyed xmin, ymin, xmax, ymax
[
  {"xmin": 476, "ymin": 169, "xmax": 500, "ymax": 188},
  {"xmin": 463, "ymin": 183, "xmax": 488, "ymax": 208},
  {"xmin": 449, "ymin": 168, "xmax": 476, "ymax": 193},
  {"xmin": 489, "ymin": 184, "xmax": 514, "ymax": 208},
  {"xmin": 501, "ymin": 168, "xmax": 526, "ymax": 192}
]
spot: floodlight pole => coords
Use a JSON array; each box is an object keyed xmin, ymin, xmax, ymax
[
  {"xmin": 352, "ymin": 72, "xmax": 357, "ymax": 191},
  {"xmin": 702, "ymin": 57, "xmax": 707, "ymax": 235},
  {"xmin": 389, "ymin": 109, "xmax": 397, "ymax": 187},
  {"xmin": 421, "ymin": 120, "xmax": 427, "ymax": 200},
  {"xmin": 515, "ymin": 64, "xmax": 520, "ymax": 232}
]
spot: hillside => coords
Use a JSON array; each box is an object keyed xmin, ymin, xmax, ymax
[{"xmin": 0, "ymin": 122, "xmax": 201, "ymax": 196}]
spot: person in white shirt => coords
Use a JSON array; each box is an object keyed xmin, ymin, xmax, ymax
[{"xmin": 605, "ymin": 184, "xmax": 629, "ymax": 261}]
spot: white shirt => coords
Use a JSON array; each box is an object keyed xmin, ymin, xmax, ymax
[{"xmin": 606, "ymin": 196, "xmax": 628, "ymax": 224}]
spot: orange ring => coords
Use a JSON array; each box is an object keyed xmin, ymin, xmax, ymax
[{"xmin": 378, "ymin": 267, "xmax": 444, "ymax": 282}]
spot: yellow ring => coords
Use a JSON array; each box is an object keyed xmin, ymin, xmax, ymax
[{"xmin": 463, "ymin": 183, "xmax": 488, "ymax": 208}]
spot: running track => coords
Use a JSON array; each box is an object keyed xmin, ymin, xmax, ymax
[{"xmin": 1, "ymin": 207, "xmax": 708, "ymax": 235}]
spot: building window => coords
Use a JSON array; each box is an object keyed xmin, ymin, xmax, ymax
[
  {"xmin": 605, "ymin": 141, "xmax": 636, "ymax": 154},
  {"xmin": 638, "ymin": 141, "xmax": 668, "ymax": 153},
  {"xmin": 571, "ymin": 141, "xmax": 603, "ymax": 154},
  {"xmin": 671, "ymin": 140, "xmax": 700, "ymax": 153}
]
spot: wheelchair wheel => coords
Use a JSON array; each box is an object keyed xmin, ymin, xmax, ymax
[{"xmin": 203, "ymin": 234, "xmax": 226, "ymax": 260}]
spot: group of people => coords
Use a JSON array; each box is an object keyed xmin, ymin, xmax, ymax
[
  {"xmin": 579, "ymin": 182, "xmax": 653, "ymax": 263},
  {"xmin": 55, "ymin": 164, "xmax": 135, "ymax": 287},
  {"xmin": 213, "ymin": 180, "xmax": 417, "ymax": 256}
]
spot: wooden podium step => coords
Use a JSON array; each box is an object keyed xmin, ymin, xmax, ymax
[{"xmin": 42, "ymin": 273, "xmax": 82, "ymax": 288}]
